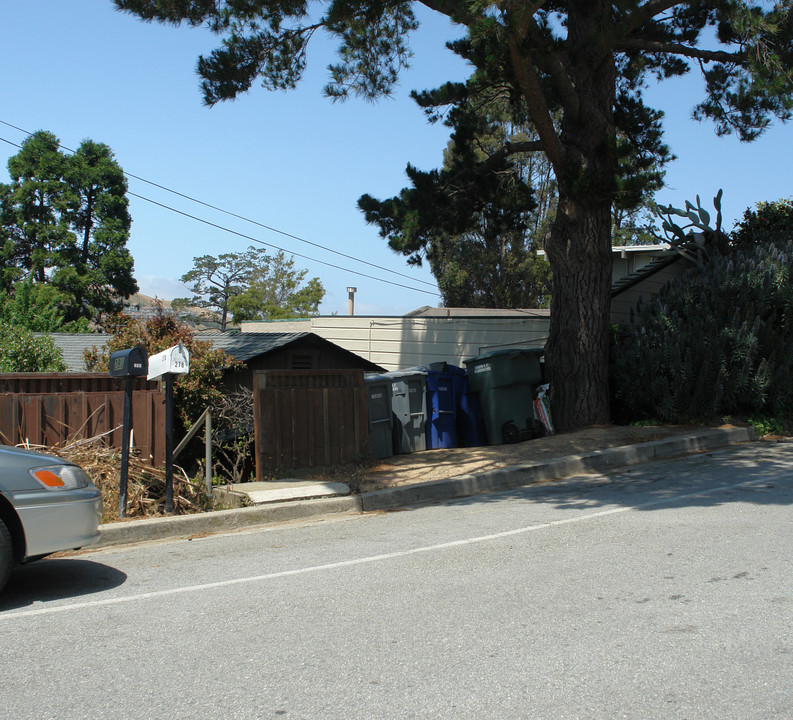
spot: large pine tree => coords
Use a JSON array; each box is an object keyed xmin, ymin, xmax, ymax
[{"xmin": 114, "ymin": 0, "xmax": 793, "ymax": 430}]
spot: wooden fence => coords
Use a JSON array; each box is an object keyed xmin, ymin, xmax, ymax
[
  {"xmin": 0, "ymin": 373, "xmax": 153, "ymax": 394},
  {"xmin": 0, "ymin": 374, "xmax": 165, "ymax": 466},
  {"xmin": 254, "ymin": 369, "xmax": 368, "ymax": 476}
]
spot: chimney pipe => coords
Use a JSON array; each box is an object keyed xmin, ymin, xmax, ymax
[{"xmin": 347, "ymin": 287, "xmax": 357, "ymax": 316}]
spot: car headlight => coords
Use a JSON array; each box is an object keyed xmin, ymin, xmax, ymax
[{"xmin": 29, "ymin": 464, "xmax": 92, "ymax": 491}]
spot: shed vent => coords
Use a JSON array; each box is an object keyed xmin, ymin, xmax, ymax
[{"xmin": 291, "ymin": 354, "xmax": 314, "ymax": 370}]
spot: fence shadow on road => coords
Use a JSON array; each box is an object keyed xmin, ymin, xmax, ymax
[{"xmin": 0, "ymin": 558, "xmax": 127, "ymax": 612}]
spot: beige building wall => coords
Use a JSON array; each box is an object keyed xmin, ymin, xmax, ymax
[{"xmin": 243, "ymin": 313, "xmax": 550, "ymax": 371}]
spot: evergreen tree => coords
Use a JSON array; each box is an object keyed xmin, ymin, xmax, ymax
[
  {"xmin": 0, "ymin": 131, "xmax": 71, "ymax": 286},
  {"xmin": 0, "ymin": 131, "xmax": 138, "ymax": 324},
  {"xmin": 360, "ymin": 89, "xmax": 554, "ymax": 308},
  {"xmin": 59, "ymin": 139, "xmax": 137, "ymax": 320},
  {"xmin": 114, "ymin": 0, "xmax": 793, "ymax": 431},
  {"xmin": 174, "ymin": 247, "xmax": 264, "ymax": 330},
  {"xmin": 229, "ymin": 251, "xmax": 324, "ymax": 322},
  {"xmin": 176, "ymin": 247, "xmax": 325, "ymax": 327}
]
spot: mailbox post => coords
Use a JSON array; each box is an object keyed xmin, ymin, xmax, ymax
[
  {"xmin": 147, "ymin": 343, "xmax": 190, "ymax": 513},
  {"xmin": 109, "ymin": 346, "xmax": 148, "ymax": 518}
]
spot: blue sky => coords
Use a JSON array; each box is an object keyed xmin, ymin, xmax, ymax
[{"xmin": 2, "ymin": 2, "xmax": 791, "ymax": 316}]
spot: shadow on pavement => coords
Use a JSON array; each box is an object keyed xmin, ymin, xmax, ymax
[
  {"xmin": 0, "ymin": 558, "xmax": 127, "ymax": 611},
  {"xmin": 443, "ymin": 443, "xmax": 793, "ymax": 513}
]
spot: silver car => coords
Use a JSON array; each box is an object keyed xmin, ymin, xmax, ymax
[{"xmin": 0, "ymin": 445, "xmax": 103, "ymax": 593}]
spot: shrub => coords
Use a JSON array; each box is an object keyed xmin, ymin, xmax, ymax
[
  {"xmin": 611, "ymin": 238, "xmax": 793, "ymax": 424},
  {"xmin": 84, "ymin": 304, "xmax": 241, "ymax": 432},
  {"xmin": 733, "ymin": 198, "xmax": 793, "ymax": 249},
  {"xmin": 0, "ymin": 321, "xmax": 67, "ymax": 371}
]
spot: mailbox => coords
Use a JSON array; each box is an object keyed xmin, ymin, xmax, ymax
[
  {"xmin": 109, "ymin": 347, "xmax": 149, "ymax": 378},
  {"xmin": 147, "ymin": 342, "xmax": 190, "ymax": 380}
]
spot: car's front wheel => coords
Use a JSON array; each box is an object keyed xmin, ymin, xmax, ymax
[{"xmin": 0, "ymin": 517, "xmax": 13, "ymax": 593}]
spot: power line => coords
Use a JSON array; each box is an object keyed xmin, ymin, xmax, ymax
[
  {"xmin": 0, "ymin": 119, "xmax": 440, "ymax": 296},
  {"xmin": 126, "ymin": 190, "xmax": 439, "ymax": 295}
]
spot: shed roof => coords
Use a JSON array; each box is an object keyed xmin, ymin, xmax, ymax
[{"xmin": 194, "ymin": 331, "xmax": 313, "ymax": 363}]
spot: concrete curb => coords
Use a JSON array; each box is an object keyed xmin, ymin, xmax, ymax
[
  {"xmin": 95, "ymin": 495, "xmax": 363, "ymax": 548},
  {"xmin": 94, "ymin": 426, "xmax": 755, "ymax": 549}
]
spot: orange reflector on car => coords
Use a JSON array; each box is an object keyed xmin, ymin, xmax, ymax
[{"xmin": 33, "ymin": 470, "xmax": 66, "ymax": 487}]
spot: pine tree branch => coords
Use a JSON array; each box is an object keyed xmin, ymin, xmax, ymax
[
  {"xmin": 622, "ymin": 0, "xmax": 683, "ymax": 33},
  {"xmin": 617, "ymin": 38, "xmax": 744, "ymax": 63},
  {"xmin": 506, "ymin": 9, "xmax": 568, "ymax": 172}
]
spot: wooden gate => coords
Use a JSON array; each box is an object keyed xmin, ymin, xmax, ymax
[{"xmin": 254, "ymin": 370, "xmax": 368, "ymax": 476}]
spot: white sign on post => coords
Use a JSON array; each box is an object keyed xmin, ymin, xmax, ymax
[{"xmin": 147, "ymin": 342, "xmax": 190, "ymax": 381}]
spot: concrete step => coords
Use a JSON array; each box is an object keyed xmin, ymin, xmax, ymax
[{"xmin": 214, "ymin": 480, "xmax": 350, "ymax": 507}]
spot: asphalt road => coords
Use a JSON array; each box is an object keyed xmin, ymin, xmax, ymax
[{"xmin": 1, "ymin": 442, "xmax": 791, "ymax": 720}]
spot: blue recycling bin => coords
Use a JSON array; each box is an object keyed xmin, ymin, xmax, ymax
[
  {"xmin": 423, "ymin": 362, "xmax": 486, "ymax": 448},
  {"xmin": 457, "ymin": 373, "xmax": 488, "ymax": 447},
  {"xmin": 423, "ymin": 363, "xmax": 459, "ymax": 449}
]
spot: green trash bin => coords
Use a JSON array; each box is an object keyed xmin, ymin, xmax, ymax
[{"xmin": 464, "ymin": 348, "xmax": 545, "ymax": 445}]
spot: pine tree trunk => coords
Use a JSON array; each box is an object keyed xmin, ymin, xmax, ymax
[
  {"xmin": 545, "ymin": 195, "xmax": 613, "ymax": 432},
  {"xmin": 540, "ymin": 0, "xmax": 616, "ymax": 433}
]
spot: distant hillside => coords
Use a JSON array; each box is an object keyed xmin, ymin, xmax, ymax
[
  {"xmin": 125, "ymin": 293, "xmax": 172, "ymax": 309},
  {"xmin": 124, "ymin": 293, "xmax": 224, "ymax": 329}
]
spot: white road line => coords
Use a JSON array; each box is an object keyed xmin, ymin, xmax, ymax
[{"xmin": 0, "ymin": 477, "xmax": 767, "ymax": 621}]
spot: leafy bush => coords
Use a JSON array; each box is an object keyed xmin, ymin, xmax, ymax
[
  {"xmin": 84, "ymin": 304, "xmax": 241, "ymax": 432},
  {"xmin": 0, "ymin": 321, "xmax": 67, "ymax": 371},
  {"xmin": 0, "ymin": 278, "xmax": 89, "ymax": 332},
  {"xmin": 611, "ymin": 237, "xmax": 793, "ymax": 424}
]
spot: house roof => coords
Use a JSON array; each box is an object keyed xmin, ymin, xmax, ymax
[
  {"xmin": 405, "ymin": 306, "xmax": 550, "ymax": 318},
  {"xmin": 194, "ymin": 331, "xmax": 313, "ymax": 363},
  {"xmin": 196, "ymin": 331, "xmax": 383, "ymax": 371},
  {"xmin": 610, "ymin": 252, "xmax": 686, "ymax": 298},
  {"xmin": 34, "ymin": 332, "xmax": 111, "ymax": 373},
  {"xmin": 40, "ymin": 330, "xmax": 382, "ymax": 373}
]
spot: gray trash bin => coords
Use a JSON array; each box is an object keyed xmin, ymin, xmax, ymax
[
  {"xmin": 383, "ymin": 369, "xmax": 427, "ymax": 454},
  {"xmin": 364, "ymin": 374, "xmax": 393, "ymax": 459}
]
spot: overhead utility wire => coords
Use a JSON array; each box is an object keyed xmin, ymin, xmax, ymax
[
  {"xmin": 125, "ymin": 190, "xmax": 439, "ymax": 295},
  {"xmin": 0, "ymin": 119, "xmax": 439, "ymax": 293},
  {"xmin": 0, "ymin": 132, "xmax": 437, "ymax": 296}
]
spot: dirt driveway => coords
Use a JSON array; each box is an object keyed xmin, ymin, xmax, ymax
[{"xmin": 357, "ymin": 424, "xmax": 742, "ymax": 491}]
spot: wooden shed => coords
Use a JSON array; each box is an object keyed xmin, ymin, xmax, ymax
[{"xmin": 195, "ymin": 331, "xmax": 384, "ymax": 391}]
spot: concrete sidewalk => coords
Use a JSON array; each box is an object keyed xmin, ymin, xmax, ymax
[{"xmin": 90, "ymin": 425, "xmax": 756, "ymax": 550}]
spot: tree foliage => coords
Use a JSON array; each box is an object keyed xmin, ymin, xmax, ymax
[
  {"xmin": 228, "ymin": 250, "xmax": 324, "ymax": 323},
  {"xmin": 175, "ymin": 246, "xmax": 324, "ymax": 327},
  {"xmin": 174, "ymin": 247, "xmax": 262, "ymax": 330},
  {"xmin": 114, "ymin": 0, "xmax": 793, "ymax": 431},
  {"xmin": 0, "ymin": 131, "xmax": 138, "ymax": 324},
  {"xmin": 0, "ymin": 278, "xmax": 89, "ymax": 332},
  {"xmin": 84, "ymin": 305, "xmax": 241, "ymax": 431},
  {"xmin": 0, "ymin": 321, "xmax": 66, "ymax": 372},
  {"xmin": 360, "ymin": 88, "xmax": 554, "ymax": 308}
]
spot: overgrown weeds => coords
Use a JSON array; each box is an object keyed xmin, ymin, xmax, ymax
[{"xmin": 16, "ymin": 434, "xmax": 210, "ymax": 523}]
